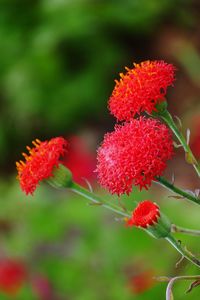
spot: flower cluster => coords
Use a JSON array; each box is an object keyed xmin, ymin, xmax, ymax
[
  {"xmin": 109, "ymin": 60, "xmax": 175, "ymax": 121},
  {"xmin": 16, "ymin": 137, "xmax": 68, "ymax": 195},
  {"xmin": 96, "ymin": 117, "xmax": 173, "ymax": 195}
]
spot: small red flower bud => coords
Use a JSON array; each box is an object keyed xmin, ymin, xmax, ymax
[
  {"xmin": 127, "ymin": 200, "xmax": 160, "ymax": 228},
  {"xmin": 109, "ymin": 60, "xmax": 176, "ymax": 121},
  {"xmin": 0, "ymin": 259, "xmax": 27, "ymax": 295},
  {"xmin": 96, "ymin": 117, "xmax": 173, "ymax": 195},
  {"xmin": 16, "ymin": 137, "xmax": 68, "ymax": 195}
]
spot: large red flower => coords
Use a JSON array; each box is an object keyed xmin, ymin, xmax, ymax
[
  {"xmin": 0, "ymin": 259, "xmax": 27, "ymax": 295},
  {"xmin": 16, "ymin": 137, "xmax": 68, "ymax": 195},
  {"xmin": 109, "ymin": 60, "xmax": 175, "ymax": 121},
  {"xmin": 127, "ymin": 200, "xmax": 160, "ymax": 228},
  {"xmin": 96, "ymin": 117, "xmax": 173, "ymax": 195}
]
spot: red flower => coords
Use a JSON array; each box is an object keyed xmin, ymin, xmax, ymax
[
  {"xmin": 109, "ymin": 60, "xmax": 175, "ymax": 121},
  {"xmin": 16, "ymin": 137, "xmax": 68, "ymax": 195},
  {"xmin": 96, "ymin": 117, "xmax": 173, "ymax": 195},
  {"xmin": 0, "ymin": 259, "xmax": 27, "ymax": 295},
  {"xmin": 127, "ymin": 270, "xmax": 155, "ymax": 294},
  {"xmin": 191, "ymin": 118, "xmax": 200, "ymax": 159},
  {"xmin": 62, "ymin": 136, "xmax": 96, "ymax": 186},
  {"xmin": 127, "ymin": 200, "xmax": 160, "ymax": 228}
]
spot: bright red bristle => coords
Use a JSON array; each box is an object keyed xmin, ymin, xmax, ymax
[
  {"xmin": 16, "ymin": 137, "xmax": 68, "ymax": 195},
  {"xmin": 127, "ymin": 200, "xmax": 160, "ymax": 228},
  {"xmin": 109, "ymin": 60, "xmax": 176, "ymax": 121},
  {"xmin": 96, "ymin": 117, "xmax": 173, "ymax": 195}
]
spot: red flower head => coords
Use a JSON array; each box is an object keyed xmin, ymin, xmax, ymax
[
  {"xmin": 109, "ymin": 60, "xmax": 176, "ymax": 121},
  {"xmin": 16, "ymin": 137, "xmax": 68, "ymax": 195},
  {"xmin": 127, "ymin": 200, "xmax": 160, "ymax": 228},
  {"xmin": 0, "ymin": 259, "xmax": 27, "ymax": 295},
  {"xmin": 62, "ymin": 136, "xmax": 96, "ymax": 186},
  {"xmin": 96, "ymin": 117, "xmax": 173, "ymax": 195}
]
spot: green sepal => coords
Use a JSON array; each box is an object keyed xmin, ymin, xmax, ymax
[
  {"xmin": 185, "ymin": 151, "xmax": 198, "ymax": 165},
  {"xmin": 151, "ymin": 100, "xmax": 168, "ymax": 116},
  {"xmin": 145, "ymin": 212, "xmax": 171, "ymax": 239},
  {"xmin": 47, "ymin": 163, "xmax": 73, "ymax": 189}
]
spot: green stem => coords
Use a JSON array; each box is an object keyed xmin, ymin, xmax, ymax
[
  {"xmin": 160, "ymin": 109, "xmax": 200, "ymax": 177},
  {"xmin": 154, "ymin": 176, "xmax": 200, "ymax": 204},
  {"xmin": 70, "ymin": 182, "xmax": 131, "ymax": 218},
  {"xmin": 171, "ymin": 224, "xmax": 200, "ymax": 236},
  {"xmin": 165, "ymin": 275, "xmax": 200, "ymax": 300},
  {"xmin": 154, "ymin": 176, "xmax": 200, "ymax": 205},
  {"xmin": 165, "ymin": 234, "xmax": 200, "ymax": 268},
  {"xmin": 69, "ymin": 182, "xmax": 200, "ymax": 268}
]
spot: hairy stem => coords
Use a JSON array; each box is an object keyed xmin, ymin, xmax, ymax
[
  {"xmin": 154, "ymin": 176, "xmax": 200, "ymax": 205},
  {"xmin": 160, "ymin": 109, "xmax": 200, "ymax": 177},
  {"xmin": 171, "ymin": 224, "xmax": 200, "ymax": 236},
  {"xmin": 69, "ymin": 182, "xmax": 200, "ymax": 268},
  {"xmin": 165, "ymin": 235, "xmax": 200, "ymax": 268},
  {"xmin": 70, "ymin": 182, "xmax": 131, "ymax": 218},
  {"xmin": 166, "ymin": 276, "xmax": 200, "ymax": 300}
]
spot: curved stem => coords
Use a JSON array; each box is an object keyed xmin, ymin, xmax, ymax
[
  {"xmin": 70, "ymin": 182, "xmax": 200, "ymax": 267},
  {"xmin": 171, "ymin": 224, "xmax": 200, "ymax": 236},
  {"xmin": 70, "ymin": 182, "xmax": 131, "ymax": 218},
  {"xmin": 160, "ymin": 109, "xmax": 200, "ymax": 177},
  {"xmin": 165, "ymin": 234, "xmax": 200, "ymax": 268},
  {"xmin": 154, "ymin": 176, "xmax": 200, "ymax": 205},
  {"xmin": 166, "ymin": 275, "xmax": 200, "ymax": 300}
]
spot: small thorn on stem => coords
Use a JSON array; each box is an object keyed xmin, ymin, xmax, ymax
[
  {"xmin": 195, "ymin": 189, "xmax": 200, "ymax": 197},
  {"xmin": 173, "ymin": 141, "xmax": 182, "ymax": 148},
  {"xmin": 186, "ymin": 279, "xmax": 200, "ymax": 294},
  {"xmin": 174, "ymin": 115, "xmax": 182, "ymax": 130},
  {"xmin": 171, "ymin": 173, "xmax": 175, "ymax": 185},
  {"xmin": 168, "ymin": 195, "xmax": 185, "ymax": 200},
  {"xmin": 186, "ymin": 128, "xmax": 191, "ymax": 146},
  {"xmin": 114, "ymin": 217, "xmax": 127, "ymax": 222},
  {"xmin": 175, "ymin": 255, "xmax": 185, "ymax": 268},
  {"xmin": 87, "ymin": 202, "xmax": 102, "ymax": 206},
  {"xmin": 82, "ymin": 177, "xmax": 93, "ymax": 192},
  {"xmin": 117, "ymin": 197, "xmax": 127, "ymax": 212}
]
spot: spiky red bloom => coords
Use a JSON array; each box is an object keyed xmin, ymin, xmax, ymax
[
  {"xmin": 0, "ymin": 259, "xmax": 27, "ymax": 295},
  {"xmin": 96, "ymin": 117, "xmax": 173, "ymax": 195},
  {"xmin": 109, "ymin": 60, "xmax": 176, "ymax": 121},
  {"xmin": 127, "ymin": 200, "xmax": 160, "ymax": 228},
  {"xmin": 16, "ymin": 137, "xmax": 68, "ymax": 195}
]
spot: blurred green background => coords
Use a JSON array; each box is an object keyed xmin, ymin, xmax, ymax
[{"xmin": 0, "ymin": 0, "xmax": 200, "ymax": 299}]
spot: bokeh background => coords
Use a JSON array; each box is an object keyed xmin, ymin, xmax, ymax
[{"xmin": 0, "ymin": 0, "xmax": 200, "ymax": 299}]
